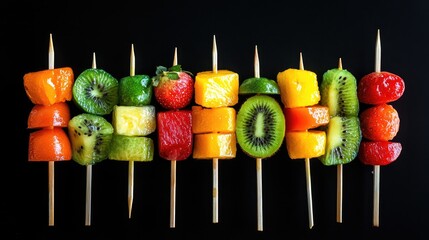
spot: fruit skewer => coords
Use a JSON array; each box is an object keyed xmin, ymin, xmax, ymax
[
  {"xmin": 336, "ymin": 58, "xmax": 343, "ymax": 223},
  {"xmin": 128, "ymin": 44, "xmax": 136, "ymax": 218},
  {"xmin": 254, "ymin": 47, "xmax": 263, "ymax": 231},
  {"xmin": 299, "ymin": 54, "xmax": 315, "ymax": 229},
  {"xmin": 170, "ymin": 47, "xmax": 178, "ymax": 228},
  {"xmin": 47, "ymin": 34, "xmax": 55, "ymax": 226},
  {"xmin": 211, "ymin": 36, "xmax": 220, "ymax": 223}
]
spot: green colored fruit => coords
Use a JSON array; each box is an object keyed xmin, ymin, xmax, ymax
[
  {"xmin": 318, "ymin": 116, "xmax": 362, "ymax": 166},
  {"xmin": 118, "ymin": 75, "xmax": 153, "ymax": 106},
  {"xmin": 73, "ymin": 68, "xmax": 119, "ymax": 115},
  {"xmin": 108, "ymin": 134, "xmax": 154, "ymax": 161},
  {"xmin": 236, "ymin": 95, "xmax": 285, "ymax": 158},
  {"xmin": 320, "ymin": 68, "xmax": 359, "ymax": 117},
  {"xmin": 239, "ymin": 77, "xmax": 280, "ymax": 95},
  {"xmin": 68, "ymin": 113, "xmax": 114, "ymax": 165}
]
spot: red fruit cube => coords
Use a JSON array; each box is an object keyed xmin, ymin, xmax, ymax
[
  {"xmin": 360, "ymin": 104, "xmax": 400, "ymax": 141},
  {"xmin": 358, "ymin": 71, "xmax": 405, "ymax": 105},
  {"xmin": 157, "ymin": 110, "xmax": 193, "ymax": 161},
  {"xmin": 358, "ymin": 141, "xmax": 402, "ymax": 166}
]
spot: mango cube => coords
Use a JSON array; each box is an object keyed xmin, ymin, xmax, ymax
[
  {"xmin": 194, "ymin": 70, "xmax": 239, "ymax": 108},
  {"xmin": 285, "ymin": 130, "xmax": 326, "ymax": 159},
  {"xmin": 192, "ymin": 106, "xmax": 236, "ymax": 134},
  {"xmin": 193, "ymin": 133, "xmax": 236, "ymax": 159}
]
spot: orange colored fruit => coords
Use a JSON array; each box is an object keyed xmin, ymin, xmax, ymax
[
  {"xmin": 277, "ymin": 68, "xmax": 320, "ymax": 108},
  {"xmin": 28, "ymin": 102, "xmax": 70, "ymax": 129},
  {"xmin": 193, "ymin": 133, "xmax": 236, "ymax": 159},
  {"xmin": 284, "ymin": 105, "xmax": 329, "ymax": 131},
  {"xmin": 360, "ymin": 104, "xmax": 399, "ymax": 141},
  {"xmin": 192, "ymin": 106, "xmax": 236, "ymax": 134},
  {"xmin": 285, "ymin": 130, "xmax": 326, "ymax": 159},
  {"xmin": 23, "ymin": 67, "xmax": 74, "ymax": 105},
  {"xmin": 28, "ymin": 127, "xmax": 72, "ymax": 161},
  {"xmin": 194, "ymin": 70, "xmax": 239, "ymax": 108}
]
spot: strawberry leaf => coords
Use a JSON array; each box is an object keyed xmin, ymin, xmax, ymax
[
  {"xmin": 167, "ymin": 72, "xmax": 179, "ymax": 80},
  {"xmin": 169, "ymin": 65, "xmax": 182, "ymax": 72}
]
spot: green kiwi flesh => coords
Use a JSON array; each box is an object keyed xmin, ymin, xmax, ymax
[
  {"xmin": 68, "ymin": 113, "xmax": 114, "ymax": 165},
  {"xmin": 109, "ymin": 134, "xmax": 154, "ymax": 161},
  {"xmin": 118, "ymin": 75, "xmax": 153, "ymax": 106},
  {"xmin": 236, "ymin": 95, "xmax": 285, "ymax": 158},
  {"xmin": 318, "ymin": 116, "xmax": 362, "ymax": 166},
  {"xmin": 73, "ymin": 68, "xmax": 119, "ymax": 115},
  {"xmin": 320, "ymin": 69, "xmax": 359, "ymax": 117},
  {"xmin": 239, "ymin": 77, "xmax": 280, "ymax": 95}
]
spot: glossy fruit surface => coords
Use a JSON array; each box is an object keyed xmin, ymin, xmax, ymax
[
  {"xmin": 28, "ymin": 127, "xmax": 72, "ymax": 161},
  {"xmin": 194, "ymin": 70, "xmax": 239, "ymax": 108},
  {"xmin": 276, "ymin": 68, "xmax": 320, "ymax": 108},
  {"xmin": 284, "ymin": 105, "xmax": 329, "ymax": 131},
  {"xmin": 157, "ymin": 110, "xmax": 193, "ymax": 161},
  {"xmin": 109, "ymin": 134, "xmax": 154, "ymax": 161},
  {"xmin": 360, "ymin": 104, "xmax": 399, "ymax": 141},
  {"xmin": 153, "ymin": 65, "xmax": 194, "ymax": 110},
  {"xmin": 358, "ymin": 71, "xmax": 405, "ymax": 104},
  {"xmin": 112, "ymin": 105, "xmax": 156, "ymax": 136},
  {"xmin": 239, "ymin": 77, "xmax": 280, "ymax": 94},
  {"xmin": 358, "ymin": 141, "xmax": 402, "ymax": 166},
  {"xmin": 24, "ymin": 67, "xmax": 74, "ymax": 105},
  {"xmin": 285, "ymin": 130, "xmax": 326, "ymax": 159},
  {"xmin": 192, "ymin": 106, "xmax": 235, "ymax": 134},
  {"xmin": 28, "ymin": 102, "xmax": 70, "ymax": 129},
  {"xmin": 193, "ymin": 133, "xmax": 236, "ymax": 159},
  {"xmin": 118, "ymin": 74, "xmax": 153, "ymax": 106}
]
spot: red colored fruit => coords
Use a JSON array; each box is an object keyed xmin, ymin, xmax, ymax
[
  {"xmin": 358, "ymin": 141, "xmax": 402, "ymax": 166},
  {"xmin": 157, "ymin": 109, "xmax": 193, "ymax": 161},
  {"xmin": 360, "ymin": 104, "xmax": 399, "ymax": 141},
  {"xmin": 153, "ymin": 65, "xmax": 194, "ymax": 110},
  {"xmin": 357, "ymin": 71, "xmax": 405, "ymax": 105}
]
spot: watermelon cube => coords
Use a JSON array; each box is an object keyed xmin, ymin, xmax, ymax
[{"xmin": 157, "ymin": 110, "xmax": 193, "ymax": 161}]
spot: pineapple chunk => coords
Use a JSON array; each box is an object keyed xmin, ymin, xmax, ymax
[{"xmin": 112, "ymin": 105, "xmax": 156, "ymax": 136}]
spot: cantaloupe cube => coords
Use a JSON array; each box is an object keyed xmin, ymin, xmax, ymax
[
  {"xmin": 277, "ymin": 68, "xmax": 320, "ymax": 108},
  {"xmin": 112, "ymin": 105, "xmax": 156, "ymax": 136},
  {"xmin": 193, "ymin": 133, "xmax": 236, "ymax": 159},
  {"xmin": 194, "ymin": 70, "xmax": 239, "ymax": 108},
  {"xmin": 192, "ymin": 106, "xmax": 235, "ymax": 134},
  {"xmin": 285, "ymin": 130, "xmax": 326, "ymax": 159}
]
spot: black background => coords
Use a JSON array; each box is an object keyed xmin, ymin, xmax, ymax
[{"xmin": 9, "ymin": 0, "xmax": 428, "ymax": 239}]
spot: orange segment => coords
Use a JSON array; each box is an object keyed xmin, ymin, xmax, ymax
[
  {"xmin": 28, "ymin": 127, "xmax": 72, "ymax": 161},
  {"xmin": 284, "ymin": 105, "xmax": 329, "ymax": 131},
  {"xmin": 277, "ymin": 68, "xmax": 320, "ymax": 108},
  {"xmin": 192, "ymin": 106, "xmax": 236, "ymax": 134},
  {"xmin": 193, "ymin": 133, "xmax": 236, "ymax": 159},
  {"xmin": 285, "ymin": 130, "xmax": 326, "ymax": 159},
  {"xmin": 194, "ymin": 70, "xmax": 239, "ymax": 108},
  {"xmin": 28, "ymin": 102, "xmax": 70, "ymax": 129},
  {"xmin": 23, "ymin": 67, "xmax": 74, "ymax": 105}
]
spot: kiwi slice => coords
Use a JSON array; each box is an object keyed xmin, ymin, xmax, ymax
[
  {"xmin": 320, "ymin": 68, "xmax": 359, "ymax": 117},
  {"xmin": 318, "ymin": 116, "xmax": 362, "ymax": 166},
  {"xmin": 236, "ymin": 95, "xmax": 285, "ymax": 158},
  {"xmin": 239, "ymin": 77, "xmax": 280, "ymax": 95},
  {"xmin": 68, "ymin": 113, "xmax": 114, "ymax": 165},
  {"xmin": 73, "ymin": 68, "xmax": 119, "ymax": 115},
  {"xmin": 109, "ymin": 134, "xmax": 154, "ymax": 161},
  {"xmin": 118, "ymin": 75, "xmax": 153, "ymax": 106}
]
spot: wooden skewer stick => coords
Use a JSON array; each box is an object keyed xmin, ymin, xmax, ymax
[
  {"xmin": 373, "ymin": 29, "xmax": 381, "ymax": 227},
  {"xmin": 128, "ymin": 44, "xmax": 136, "ymax": 219},
  {"xmin": 170, "ymin": 47, "xmax": 178, "ymax": 228},
  {"xmin": 212, "ymin": 35, "xmax": 219, "ymax": 223},
  {"xmin": 84, "ymin": 52, "xmax": 97, "ymax": 226},
  {"xmin": 337, "ymin": 58, "xmax": 343, "ymax": 223},
  {"xmin": 299, "ymin": 52, "xmax": 314, "ymax": 229},
  {"xmin": 254, "ymin": 45, "xmax": 264, "ymax": 231},
  {"xmin": 48, "ymin": 33, "xmax": 55, "ymax": 227}
]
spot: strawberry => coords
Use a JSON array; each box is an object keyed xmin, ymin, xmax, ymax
[
  {"xmin": 152, "ymin": 65, "xmax": 194, "ymax": 110},
  {"xmin": 358, "ymin": 141, "xmax": 402, "ymax": 166},
  {"xmin": 359, "ymin": 104, "xmax": 400, "ymax": 141},
  {"xmin": 357, "ymin": 71, "xmax": 405, "ymax": 105}
]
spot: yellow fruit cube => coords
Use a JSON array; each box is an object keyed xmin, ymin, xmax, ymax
[
  {"xmin": 194, "ymin": 70, "xmax": 239, "ymax": 108},
  {"xmin": 193, "ymin": 133, "xmax": 236, "ymax": 159},
  {"xmin": 192, "ymin": 106, "xmax": 236, "ymax": 134},
  {"xmin": 285, "ymin": 130, "xmax": 326, "ymax": 159},
  {"xmin": 277, "ymin": 68, "xmax": 320, "ymax": 108},
  {"xmin": 112, "ymin": 105, "xmax": 156, "ymax": 136}
]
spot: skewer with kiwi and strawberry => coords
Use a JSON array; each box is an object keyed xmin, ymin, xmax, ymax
[
  {"xmin": 152, "ymin": 47, "xmax": 193, "ymax": 228},
  {"xmin": 277, "ymin": 53, "xmax": 329, "ymax": 229},
  {"xmin": 68, "ymin": 53, "xmax": 117, "ymax": 226},
  {"xmin": 192, "ymin": 35, "xmax": 239, "ymax": 223},
  {"xmin": 236, "ymin": 45, "xmax": 285, "ymax": 231},
  {"xmin": 357, "ymin": 29, "xmax": 404, "ymax": 227},
  {"xmin": 318, "ymin": 58, "xmax": 362, "ymax": 223},
  {"xmin": 107, "ymin": 44, "xmax": 156, "ymax": 219},
  {"xmin": 24, "ymin": 34, "xmax": 74, "ymax": 226}
]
